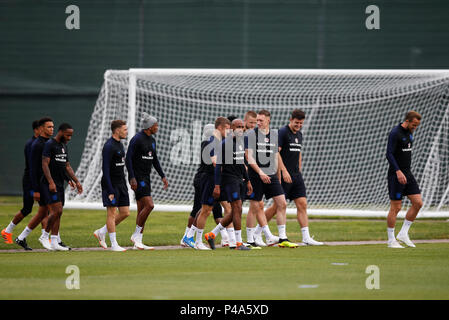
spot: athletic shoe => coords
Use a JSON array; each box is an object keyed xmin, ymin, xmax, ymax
[
  {"xmin": 94, "ymin": 229, "xmax": 107, "ymax": 249},
  {"xmin": 266, "ymin": 236, "xmax": 280, "ymax": 247},
  {"xmin": 110, "ymin": 245, "xmax": 127, "ymax": 252},
  {"xmin": 182, "ymin": 235, "xmax": 195, "ymax": 248},
  {"xmin": 396, "ymin": 233, "xmax": 416, "ymax": 248},
  {"xmin": 133, "ymin": 241, "xmax": 154, "ymax": 250},
  {"xmin": 15, "ymin": 238, "xmax": 32, "ymax": 251},
  {"xmin": 302, "ymin": 237, "xmax": 324, "ymax": 246},
  {"xmin": 278, "ymin": 239, "xmax": 299, "ymax": 248},
  {"xmin": 254, "ymin": 233, "xmax": 267, "ymax": 247},
  {"xmin": 387, "ymin": 239, "xmax": 404, "ymax": 248},
  {"xmin": 51, "ymin": 241, "xmax": 69, "ymax": 251},
  {"xmin": 234, "ymin": 242, "xmax": 251, "ymax": 250},
  {"xmin": 204, "ymin": 232, "xmax": 216, "ymax": 250},
  {"xmin": 38, "ymin": 235, "xmax": 53, "ymax": 250},
  {"xmin": 1, "ymin": 229, "xmax": 13, "ymax": 244},
  {"xmin": 246, "ymin": 242, "xmax": 261, "ymax": 249},
  {"xmin": 194, "ymin": 242, "xmax": 211, "ymax": 250},
  {"xmin": 59, "ymin": 242, "xmax": 72, "ymax": 250},
  {"xmin": 180, "ymin": 236, "xmax": 188, "ymax": 247}
]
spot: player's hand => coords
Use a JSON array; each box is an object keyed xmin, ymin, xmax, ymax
[
  {"xmin": 162, "ymin": 177, "xmax": 168, "ymax": 190},
  {"xmin": 246, "ymin": 181, "xmax": 253, "ymax": 195},
  {"xmin": 396, "ymin": 170, "xmax": 407, "ymax": 185},
  {"xmin": 108, "ymin": 194, "xmax": 115, "ymax": 202},
  {"xmin": 130, "ymin": 178, "xmax": 137, "ymax": 191},
  {"xmin": 76, "ymin": 182, "xmax": 83, "ymax": 194},
  {"xmin": 33, "ymin": 192, "xmax": 40, "ymax": 202},
  {"xmin": 282, "ymin": 169, "xmax": 292, "ymax": 184},
  {"xmin": 213, "ymin": 185, "xmax": 221, "ymax": 199},
  {"xmin": 68, "ymin": 180, "xmax": 76, "ymax": 190},
  {"xmin": 259, "ymin": 172, "xmax": 271, "ymax": 184},
  {"xmin": 49, "ymin": 181, "xmax": 57, "ymax": 193}
]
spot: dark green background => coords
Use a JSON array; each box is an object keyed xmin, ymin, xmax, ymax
[{"xmin": 1, "ymin": 0, "xmax": 448, "ymax": 194}]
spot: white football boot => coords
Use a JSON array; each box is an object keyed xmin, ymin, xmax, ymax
[
  {"xmin": 388, "ymin": 239, "xmax": 405, "ymax": 248},
  {"xmin": 396, "ymin": 233, "xmax": 416, "ymax": 248}
]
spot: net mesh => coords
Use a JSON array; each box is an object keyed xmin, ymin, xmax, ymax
[{"xmin": 67, "ymin": 69, "xmax": 449, "ymax": 212}]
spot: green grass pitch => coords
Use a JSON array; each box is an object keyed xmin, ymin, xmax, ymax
[{"xmin": 1, "ymin": 196, "xmax": 448, "ymax": 300}]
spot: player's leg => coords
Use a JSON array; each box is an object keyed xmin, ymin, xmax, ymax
[
  {"xmin": 293, "ymin": 197, "xmax": 323, "ymax": 245},
  {"xmin": 387, "ymin": 200, "xmax": 403, "ymax": 248},
  {"xmin": 264, "ymin": 202, "xmax": 277, "ymax": 223},
  {"xmin": 132, "ymin": 196, "xmax": 154, "ymax": 250},
  {"xmin": 272, "ymin": 194, "xmax": 298, "ymax": 247},
  {"xmin": 218, "ymin": 201, "xmax": 232, "ymax": 246},
  {"xmin": 45, "ymin": 202, "xmax": 68, "ymax": 251},
  {"xmin": 2, "ymin": 188, "xmax": 34, "ymax": 244},
  {"xmin": 397, "ymin": 194, "xmax": 422, "ymax": 247},
  {"xmin": 191, "ymin": 204, "xmax": 213, "ymax": 249},
  {"xmin": 107, "ymin": 206, "xmax": 126, "ymax": 251}
]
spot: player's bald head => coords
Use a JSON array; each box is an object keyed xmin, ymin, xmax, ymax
[{"xmin": 231, "ymin": 118, "xmax": 244, "ymax": 129}]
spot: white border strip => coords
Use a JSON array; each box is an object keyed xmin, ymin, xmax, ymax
[
  {"xmin": 129, "ymin": 68, "xmax": 449, "ymax": 76},
  {"xmin": 64, "ymin": 201, "xmax": 449, "ymax": 218}
]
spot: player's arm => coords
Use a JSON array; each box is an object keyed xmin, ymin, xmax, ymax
[
  {"xmin": 66, "ymin": 161, "xmax": 82, "ymax": 194},
  {"xmin": 245, "ymin": 148, "xmax": 271, "ymax": 184},
  {"xmin": 386, "ymin": 130, "xmax": 406, "ymax": 184},
  {"xmin": 30, "ymin": 143, "xmax": 42, "ymax": 200},
  {"xmin": 277, "ymin": 147, "xmax": 292, "ymax": 183},
  {"xmin": 102, "ymin": 143, "xmax": 115, "ymax": 199},
  {"xmin": 213, "ymin": 140, "xmax": 225, "ymax": 199},
  {"xmin": 42, "ymin": 156, "xmax": 56, "ymax": 193},
  {"xmin": 299, "ymin": 153, "xmax": 302, "ymax": 172},
  {"xmin": 125, "ymin": 136, "xmax": 138, "ymax": 190},
  {"xmin": 242, "ymin": 162, "xmax": 253, "ymax": 195},
  {"xmin": 152, "ymin": 141, "xmax": 168, "ymax": 190}
]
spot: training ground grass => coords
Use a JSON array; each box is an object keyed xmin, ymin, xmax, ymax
[{"xmin": 0, "ymin": 196, "xmax": 448, "ymax": 300}]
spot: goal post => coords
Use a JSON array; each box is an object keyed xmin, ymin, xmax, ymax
[{"xmin": 66, "ymin": 69, "xmax": 449, "ymax": 218}]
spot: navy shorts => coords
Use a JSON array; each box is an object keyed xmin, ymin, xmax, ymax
[
  {"xmin": 221, "ymin": 180, "xmax": 246, "ymax": 203},
  {"xmin": 40, "ymin": 182, "xmax": 65, "ymax": 206},
  {"xmin": 191, "ymin": 172, "xmax": 223, "ymax": 219},
  {"xmin": 249, "ymin": 174, "xmax": 285, "ymax": 201},
  {"xmin": 201, "ymin": 174, "xmax": 216, "ymax": 206},
  {"xmin": 21, "ymin": 178, "xmax": 34, "ymax": 216},
  {"xmin": 388, "ymin": 172, "xmax": 421, "ymax": 201},
  {"xmin": 134, "ymin": 177, "xmax": 151, "ymax": 201},
  {"xmin": 102, "ymin": 183, "xmax": 130, "ymax": 207},
  {"xmin": 281, "ymin": 173, "xmax": 307, "ymax": 201}
]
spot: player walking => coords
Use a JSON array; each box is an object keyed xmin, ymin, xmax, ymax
[
  {"xmin": 204, "ymin": 119, "xmax": 253, "ymax": 250},
  {"xmin": 386, "ymin": 111, "xmax": 423, "ymax": 248},
  {"xmin": 93, "ymin": 120, "xmax": 130, "ymax": 252},
  {"xmin": 2, "ymin": 120, "xmax": 49, "ymax": 244},
  {"xmin": 126, "ymin": 115, "xmax": 168, "ymax": 250},
  {"xmin": 41, "ymin": 123, "xmax": 83, "ymax": 251},
  {"xmin": 264, "ymin": 109, "xmax": 323, "ymax": 245},
  {"xmin": 245, "ymin": 110, "xmax": 297, "ymax": 248}
]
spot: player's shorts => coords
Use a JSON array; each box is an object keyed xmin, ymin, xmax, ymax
[
  {"xmin": 21, "ymin": 177, "xmax": 34, "ymax": 216},
  {"xmin": 388, "ymin": 172, "xmax": 421, "ymax": 201},
  {"xmin": 102, "ymin": 183, "xmax": 130, "ymax": 207},
  {"xmin": 281, "ymin": 173, "xmax": 307, "ymax": 201},
  {"xmin": 40, "ymin": 182, "xmax": 65, "ymax": 206},
  {"xmin": 134, "ymin": 177, "xmax": 151, "ymax": 201},
  {"xmin": 201, "ymin": 173, "xmax": 216, "ymax": 206},
  {"xmin": 191, "ymin": 172, "xmax": 223, "ymax": 218},
  {"xmin": 249, "ymin": 174, "xmax": 285, "ymax": 201},
  {"xmin": 221, "ymin": 180, "xmax": 246, "ymax": 203}
]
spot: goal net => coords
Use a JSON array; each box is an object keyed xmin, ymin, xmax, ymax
[{"xmin": 66, "ymin": 69, "xmax": 449, "ymax": 217}]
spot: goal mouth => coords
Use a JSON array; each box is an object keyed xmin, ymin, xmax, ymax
[{"xmin": 66, "ymin": 68, "xmax": 449, "ymax": 215}]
